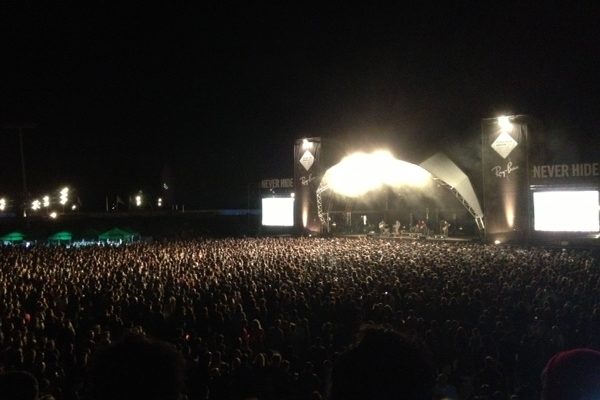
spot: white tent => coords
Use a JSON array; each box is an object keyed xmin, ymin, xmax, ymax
[{"xmin": 420, "ymin": 152, "xmax": 484, "ymax": 230}]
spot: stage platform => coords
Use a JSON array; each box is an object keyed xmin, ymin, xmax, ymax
[{"xmin": 337, "ymin": 233, "xmax": 476, "ymax": 242}]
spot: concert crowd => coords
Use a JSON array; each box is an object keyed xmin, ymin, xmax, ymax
[{"xmin": 0, "ymin": 238, "xmax": 598, "ymax": 399}]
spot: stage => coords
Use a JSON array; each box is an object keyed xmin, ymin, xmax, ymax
[{"xmin": 338, "ymin": 233, "xmax": 476, "ymax": 243}]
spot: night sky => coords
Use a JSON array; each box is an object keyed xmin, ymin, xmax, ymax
[{"xmin": 1, "ymin": 4, "xmax": 599, "ymax": 210}]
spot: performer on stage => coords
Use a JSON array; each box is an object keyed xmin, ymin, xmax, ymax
[
  {"xmin": 417, "ymin": 220, "xmax": 428, "ymax": 236},
  {"xmin": 378, "ymin": 220, "xmax": 389, "ymax": 235},
  {"xmin": 440, "ymin": 219, "xmax": 450, "ymax": 237},
  {"xmin": 393, "ymin": 220, "xmax": 401, "ymax": 235}
]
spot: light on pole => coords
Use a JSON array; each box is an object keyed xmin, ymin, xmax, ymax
[
  {"xmin": 3, "ymin": 123, "xmax": 36, "ymax": 217},
  {"xmin": 59, "ymin": 187, "xmax": 69, "ymax": 212}
]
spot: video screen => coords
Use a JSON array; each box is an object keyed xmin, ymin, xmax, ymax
[
  {"xmin": 261, "ymin": 197, "xmax": 294, "ymax": 226},
  {"xmin": 534, "ymin": 190, "xmax": 599, "ymax": 232}
]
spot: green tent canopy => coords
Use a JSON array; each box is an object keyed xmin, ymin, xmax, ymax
[
  {"xmin": 0, "ymin": 231, "xmax": 25, "ymax": 242},
  {"xmin": 48, "ymin": 231, "xmax": 72, "ymax": 242},
  {"xmin": 98, "ymin": 227, "xmax": 135, "ymax": 241}
]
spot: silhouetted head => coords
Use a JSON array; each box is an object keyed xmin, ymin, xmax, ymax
[
  {"xmin": 542, "ymin": 348, "xmax": 600, "ymax": 400},
  {"xmin": 87, "ymin": 334, "xmax": 185, "ymax": 400},
  {"xmin": 0, "ymin": 370, "xmax": 39, "ymax": 400},
  {"xmin": 330, "ymin": 326, "xmax": 434, "ymax": 400}
]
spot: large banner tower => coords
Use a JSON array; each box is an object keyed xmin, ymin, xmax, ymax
[
  {"xmin": 294, "ymin": 137, "xmax": 322, "ymax": 233},
  {"xmin": 482, "ymin": 115, "xmax": 532, "ymax": 242}
]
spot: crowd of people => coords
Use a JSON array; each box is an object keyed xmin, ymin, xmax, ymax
[{"xmin": 0, "ymin": 237, "xmax": 599, "ymax": 399}]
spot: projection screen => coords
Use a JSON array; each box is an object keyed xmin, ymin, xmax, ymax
[
  {"xmin": 262, "ymin": 197, "xmax": 294, "ymax": 226},
  {"xmin": 533, "ymin": 190, "xmax": 599, "ymax": 232}
]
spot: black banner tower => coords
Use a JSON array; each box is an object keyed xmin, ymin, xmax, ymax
[
  {"xmin": 294, "ymin": 137, "xmax": 322, "ymax": 233},
  {"xmin": 482, "ymin": 115, "xmax": 532, "ymax": 242}
]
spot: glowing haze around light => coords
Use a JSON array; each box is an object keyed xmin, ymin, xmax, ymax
[{"xmin": 322, "ymin": 150, "xmax": 432, "ymax": 197}]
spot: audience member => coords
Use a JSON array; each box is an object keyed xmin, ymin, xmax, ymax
[
  {"xmin": 0, "ymin": 370, "xmax": 40, "ymax": 400},
  {"xmin": 330, "ymin": 326, "xmax": 434, "ymax": 400},
  {"xmin": 86, "ymin": 334, "xmax": 185, "ymax": 400},
  {"xmin": 541, "ymin": 348, "xmax": 600, "ymax": 400}
]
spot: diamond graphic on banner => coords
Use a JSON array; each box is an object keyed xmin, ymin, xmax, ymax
[
  {"xmin": 491, "ymin": 132, "xmax": 518, "ymax": 159},
  {"xmin": 300, "ymin": 150, "xmax": 315, "ymax": 171}
]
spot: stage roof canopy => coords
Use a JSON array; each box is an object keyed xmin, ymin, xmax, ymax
[
  {"xmin": 419, "ymin": 152, "xmax": 483, "ymax": 220},
  {"xmin": 317, "ymin": 151, "xmax": 484, "ymax": 229}
]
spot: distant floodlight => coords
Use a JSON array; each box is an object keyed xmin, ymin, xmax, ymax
[
  {"xmin": 135, "ymin": 194, "xmax": 142, "ymax": 207},
  {"xmin": 494, "ymin": 239, "xmax": 501, "ymax": 245},
  {"xmin": 71, "ymin": 204, "xmax": 77, "ymax": 210},
  {"xmin": 59, "ymin": 187, "xmax": 69, "ymax": 205},
  {"xmin": 157, "ymin": 197, "xmax": 163, "ymax": 207},
  {"xmin": 0, "ymin": 198, "xmax": 6, "ymax": 211},
  {"xmin": 497, "ymin": 116, "xmax": 513, "ymax": 133},
  {"xmin": 49, "ymin": 211, "xmax": 57, "ymax": 219},
  {"xmin": 43, "ymin": 195, "xmax": 50, "ymax": 207},
  {"xmin": 302, "ymin": 138, "xmax": 310, "ymax": 150},
  {"xmin": 163, "ymin": 182, "xmax": 169, "ymax": 190},
  {"xmin": 32, "ymin": 199, "xmax": 41, "ymax": 211}
]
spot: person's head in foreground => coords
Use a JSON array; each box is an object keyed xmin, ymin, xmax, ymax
[
  {"xmin": 0, "ymin": 370, "xmax": 39, "ymax": 400},
  {"xmin": 330, "ymin": 326, "xmax": 434, "ymax": 400},
  {"xmin": 87, "ymin": 333, "xmax": 185, "ymax": 400},
  {"xmin": 542, "ymin": 348, "xmax": 600, "ymax": 400}
]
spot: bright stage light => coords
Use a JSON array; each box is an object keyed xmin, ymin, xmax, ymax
[
  {"xmin": 135, "ymin": 195, "xmax": 142, "ymax": 207},
  {"xmin": 49, "ymin": 211, "xmax": 57, "ymax": 219},
  {"xmin": 302, "ymin": 138, "xmax": 311, "ymax": 150},
  {"xmin": 498, "ymin": 116, "xmax": 513, "ymax": 133},
  {"xmin": 157, "ymin": 197, "xmax": 163, "ymax": 207},
  {"xmin": 31, "ymin": 199, "xmax": 41, "ymax": 210},
  {"xmin": 43, "ymin": 195, "xmax": 50, "ymax": 208},
  {"xmin": 0, "ymin": 198, "xmax": 5, "ymax": 211},
  {"xmin": 322, "ymin": 150, "xmax": 432, "ymax": 197}
]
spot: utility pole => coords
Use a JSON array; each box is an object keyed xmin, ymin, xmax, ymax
[{"xmin": 3, "ymin": 123, "xmax": 36, "ymax": 217}]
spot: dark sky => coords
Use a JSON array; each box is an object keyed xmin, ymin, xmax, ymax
[{"xmin": 1, "ymin": 3, "xmax": 599, "ymax": 209}]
